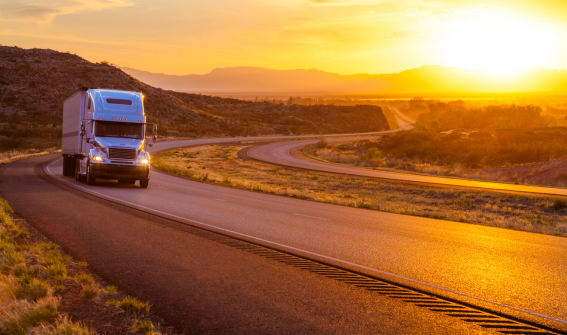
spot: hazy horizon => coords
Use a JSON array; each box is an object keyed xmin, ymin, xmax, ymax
[
  {"xmin": 120, "ymin": 61, "xmax": 567, "ymax": 95},
  {"xmin": 123, "ymin": 63, "xmax": 567, "ymax": 78}
]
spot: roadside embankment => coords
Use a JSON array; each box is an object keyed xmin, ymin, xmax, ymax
[{"xmin": 0, "ymin": 197, "xmax": 175, "ymax": 334}]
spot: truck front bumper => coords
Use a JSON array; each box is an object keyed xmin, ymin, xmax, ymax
[{"xmin": 90, "ymin": 163, "xmax": 149, "ymax": 181}]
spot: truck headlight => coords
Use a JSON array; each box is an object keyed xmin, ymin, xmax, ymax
[
  {"xmin": 141, "ymin": 159, "xmax": 149, "ymax": 164},
  {"xmin": 93, "ymin": 155, "xmax": 105, "ymax": 162}
]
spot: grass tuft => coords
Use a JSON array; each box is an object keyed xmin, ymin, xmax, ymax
[
  {"xmin": 74, "ymin": 273, "xmax": 94, "ymax": 285},
  {"xmin": 107, "ymin": 296, "xmax": 151, "ymax": 313},
  {"xmin": 15, "ymin": 278, "xmax": 50, "ymax": 301},
  {"xmin": 131, "ymin": 319, "xmax": 160, "ymax": 335},
  {"xmin": 105, "ymin": 285, "xmax": 117, "ymax": 295},
  {"xmin": 1, "ymin": 296, "xmax": 59, "ymax": 335},
  {"xmin": 29, "ymin": 315, "xmax": 94, "ymax": 335},
  {"xmin": 81, "ymin": 283, "xmax": 101, "ymax": 299}
]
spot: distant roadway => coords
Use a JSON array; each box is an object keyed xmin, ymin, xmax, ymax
[
  {"xmin": 248, "ymin": 115, "xmax": 567, "ymax": 197},
  {"xmin": 0, "ymin": 113, "xmax": 566, "ymax": 333}
]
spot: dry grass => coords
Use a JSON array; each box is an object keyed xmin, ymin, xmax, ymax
[
  {"xmin": 0, "ymin": 197, "xmax": 170, "ymax": 334},
  {"xmin": 304, "ymin": 140, "xmax": 567, "ymax": 188},
  {"xmin": 154, "ymin": 144, "xmax": 567, "ymax": 237},
  {"xmin": 107, "ymin": 296, "xmax": 151, "ymax": 314},
  {"xmin": 0, "ymin": 148, "xmax": 61, "ymax": 165},
  {"xmin": 29, "ymin": 316, "xmax": 94, "ymax": 335}
]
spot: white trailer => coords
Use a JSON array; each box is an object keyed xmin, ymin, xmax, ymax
[{"xmin": 61, "ymin": 88, "xmax": 157, "ymax": 188}]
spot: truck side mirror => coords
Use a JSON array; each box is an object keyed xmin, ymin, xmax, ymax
[
  {"xmin": 152, "ymin": 124, "xmax": 157, "ymax": 141},
  {"xmin": 148, "ymin": 142, "xmax": 154, "ymax": 147}
]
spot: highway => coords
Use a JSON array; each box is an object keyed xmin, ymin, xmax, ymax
[
  {"xmin": 0, "ymin": 129, "xmax": 565, "ymax": 333},
  {"xmin": 247, "ymin": 139, "xmax": 567, "ymax": 197}
]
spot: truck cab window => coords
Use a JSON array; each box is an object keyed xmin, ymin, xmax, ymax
[
  {"xmin": 94, "ymin": 121, "xmax": 144, "ymax": 139},
  {"xmin": 88, "ymin": 98, "xmax": 92, "ymax": 110}
]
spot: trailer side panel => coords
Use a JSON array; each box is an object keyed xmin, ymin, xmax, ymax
[{"xmin": 62, "ymin": 90, "xmax": 86, "ymax": 156}]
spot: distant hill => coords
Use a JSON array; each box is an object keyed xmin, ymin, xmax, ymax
[
  {"xmin": 122, "ymin": 65, "xmax": 567, "ymax": 94},
  {"xmin": 0, "ymin": 46, "xmax": 389, "ymax": 151}
]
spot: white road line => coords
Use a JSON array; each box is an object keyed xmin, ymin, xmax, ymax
[
  {"xmin": 45, "ymin": 158, "xmax": 567, "ymax": 326},
  {"xmin": 294, "ymin": 213, "xmax": 329, "ymax": 221}
]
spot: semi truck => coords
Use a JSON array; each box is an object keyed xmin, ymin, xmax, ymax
[{"xmin": 61, "ymin": 88, "xmax": 157, "ymax": 188}]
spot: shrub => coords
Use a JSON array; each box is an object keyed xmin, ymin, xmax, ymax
[
  {"xmin": 317, "ymin": 138, "xmax": 328, "ymax": 149},
  {"xmin": 551, "ymin": 198, "xmax": 567, "ymax": 211},
  {"xmin": 358, "ymin": 203, "xmax": 373, "ymax": 209}
]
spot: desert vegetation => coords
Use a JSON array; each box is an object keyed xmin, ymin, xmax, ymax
[
  {"xmin": 153, "ymin": 144, "xmax": 567, "ymax": 237},
  {"xmin": 0, "ymin": 197, "xmax": 174, "ymax": 334},
  {"xmin": 0, "ymin": 46, "xmax": 389, "ymax": 152},
  {"xmin": 0, "ymin": 148, "xmax": 61, "ymax": 165},
  {"xmin": 304, "ymin": 100, "xmax": 567, "ymax": 187}
]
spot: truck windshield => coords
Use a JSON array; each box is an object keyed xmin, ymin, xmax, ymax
[{"xmin": 94, "ymin": 121, "xmax": 144, "ymax": 139}]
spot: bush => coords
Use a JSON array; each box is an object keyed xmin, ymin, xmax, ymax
[
  {"xmin": 551, "ymin": 198, "xmax": 567, "ymax": 211},
  {"xmin": 317, "ymin": 138, "xmax": 328, "ymax": 149}
]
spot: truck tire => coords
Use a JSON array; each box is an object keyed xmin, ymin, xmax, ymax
[
  {"xmin": 139, "ymin": 178, "xmax": 149, "ymax": 188},
  {"xmin": 63, "ymin": 156, "xmax": 73, "ymax": 176},
  {"xmin": 86, "ymin": 160, "xmax": 96, "ymax": 185}
]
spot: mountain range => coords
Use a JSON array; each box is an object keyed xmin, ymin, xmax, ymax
[{"xmin": 122, "ymin": 65, "xmax": 567, "ymax": 94}]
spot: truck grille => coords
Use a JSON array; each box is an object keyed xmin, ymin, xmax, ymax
[{"xmin": 109, "ymin": 148, "xmax": 136, "ymax": 160}]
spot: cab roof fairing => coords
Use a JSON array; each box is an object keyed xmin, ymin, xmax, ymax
[{"xmin": 87, "ymin": 89, "xmax": 145, "ymax": 122}]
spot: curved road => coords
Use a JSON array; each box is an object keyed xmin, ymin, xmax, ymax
[
  {"xmin": 248, "ymin": 137, "xmax": 567, "ymax": 197},
  {"xmin": 0, "ymin": 130, "xmax": 565, "ymax": 333}
]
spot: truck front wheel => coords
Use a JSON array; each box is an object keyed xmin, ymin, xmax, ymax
[{"xmin": 86, "ymin": 160, "xmax": 96, "ymax": 185}]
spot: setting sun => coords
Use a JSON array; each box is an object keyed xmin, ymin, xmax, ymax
[{"xmin": 439, "ymin": 15, "xmax": 559, "ymax": 75}]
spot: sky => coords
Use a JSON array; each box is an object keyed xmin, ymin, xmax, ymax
[{"xmin": 1, "ymin": 0, "xmax": 567, "ymax": 76}]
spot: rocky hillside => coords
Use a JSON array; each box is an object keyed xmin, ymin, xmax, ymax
[{"xmin": 0, "ymin": 46, "xmax": 389, "ymax": 151}]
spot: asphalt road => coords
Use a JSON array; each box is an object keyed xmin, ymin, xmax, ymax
[
  {"xmin": 0, "ymin": 129, "xmax": 565, "ymax": 333},
  {"xmin": 2, "ymin": 154, "xmax": 493, "ymax": 335}
]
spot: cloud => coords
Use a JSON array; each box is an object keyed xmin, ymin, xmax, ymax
[{"xmin": 0, "ymin": 0, "xmax": 134, "ymax": 22}]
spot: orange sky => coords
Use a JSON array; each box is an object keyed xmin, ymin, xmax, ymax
[{"xmin": 2, "ymin": 0, "xmax": 567, "ymax": 76}]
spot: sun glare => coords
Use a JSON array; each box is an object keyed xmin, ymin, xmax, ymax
[{"xmin": 439, "ymin": 16, "xmax": 558, "ymax": 76}]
